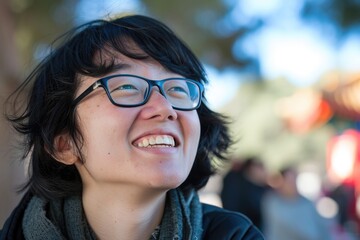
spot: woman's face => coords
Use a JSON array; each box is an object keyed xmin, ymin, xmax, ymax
[{"xmin": 73, "ymin": 53, "xmax": 201, "ymax": 191}]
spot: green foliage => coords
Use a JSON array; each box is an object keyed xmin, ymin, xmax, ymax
[
  {"xmin": 12, "ymin": 0, "xmax": 76, "ymax": 70},
  {"xmin": 220, "ymin": 78, "xmax": 335, "ymax": 171}
]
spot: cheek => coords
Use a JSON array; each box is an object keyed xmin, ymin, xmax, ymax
[
  {"xmin": 76, "ymin": 104, "xmax": 134, "ymax": 158},
  {"xmin": 184, "ymin": 112, "xmax": 201, "ymax": 157}
]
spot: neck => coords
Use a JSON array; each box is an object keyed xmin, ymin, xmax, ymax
[{"xmin": 82, "ymin": 184, "xmax": 167, "ymax": 240}]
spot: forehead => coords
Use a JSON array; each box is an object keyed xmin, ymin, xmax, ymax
[{"xmin": 93, "ymin": 41, "xmax": 146, "ymax": 65}]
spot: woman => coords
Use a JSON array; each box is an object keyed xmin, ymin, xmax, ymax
[{"xmin": 0, "ymin": 15, "xmax": 263, "ymax": 239}]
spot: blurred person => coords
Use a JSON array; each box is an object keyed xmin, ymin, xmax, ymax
[
  {"xmin": 326, "ymin": 182, "xmax": 360, "ymax": 238},
  {"xmin": 0, "ymin": 15, "xmax": 264, "ymax": 239},
  {"xmin": 220, "ymin": 157, "xmax": 270, "ymax": 230},
  {"xmin": 262, "ymin": 166, "xmax": 332, "ymax": 240}
]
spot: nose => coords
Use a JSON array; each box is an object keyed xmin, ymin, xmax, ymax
[{"xmin": 140, "ymin": 88, "xmax": 178, "ymax": 120}]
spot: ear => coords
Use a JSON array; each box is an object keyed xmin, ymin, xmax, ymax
[{"xmin": 52, "ymin": 133, "xmax": 79, "ymax": 165}]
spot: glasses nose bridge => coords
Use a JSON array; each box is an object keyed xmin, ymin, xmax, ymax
[{"xmin": 148, "ymin": 79, "xmax": 166, "ymax": 97}]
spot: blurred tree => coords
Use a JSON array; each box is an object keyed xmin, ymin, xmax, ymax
[
  {"xmin": 220, "ymin": 78, "xmax": 335, "ymax": 171},
  {"xmin": 302, "ymin": 0, "xmax": 360, "ymax": 38},
  {"xmin": 0, "ymin": 0, "xmax": 21, "ymax": 87},
  {"xmin": 11, "ymin": 0, "xmax": 77, "ymax": 76},
  {"xmin": 142, "ymin": 0, "xmax": 260, "ymax": 72}
]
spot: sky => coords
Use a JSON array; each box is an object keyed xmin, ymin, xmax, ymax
[{"xmin": 75, "ymin": 0, "xmax": 360, "ymax": 109}]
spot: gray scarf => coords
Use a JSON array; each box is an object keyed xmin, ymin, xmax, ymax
[{"xmin": 22, "ymin": 188, "xmax": 203, "ymax": 240}]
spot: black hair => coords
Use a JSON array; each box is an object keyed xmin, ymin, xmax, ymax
[{"xmin": 5, "ymin": 14, "xmax": 232, "ymax": 200}]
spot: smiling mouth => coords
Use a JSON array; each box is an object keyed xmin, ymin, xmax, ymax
[{"xmin": 136, "ymin": 135, "xmax": 175, "ymax": 148}]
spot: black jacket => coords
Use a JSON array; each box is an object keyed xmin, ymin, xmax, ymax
[
  {"xmin": 201, "ymin": 204, "xmax": 264, "ymax": 239},
  {"xmin": 0, "ymin": 192, "xmax": 263, "ymax": 240}
]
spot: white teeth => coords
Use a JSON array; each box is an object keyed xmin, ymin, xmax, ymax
[
  {"xmin": 137, "ymin": 135, "xmax": 175, "ymax": 147},
  {"xmin": 164, "ymin": 136, "xmax": 171, "ymax": 145},
  {"xmin": 170, "ymin": 137, "xmax": 175, "ymax": 146},
  {"xmin": 155, "ymin": 136, "xmax": 163, "ymax": 144},
  {"xmin": 142, "ymin": 139, "xmax": 149, "ymax": 147},
  {"xmin": 149, "ymin": 137, "xmax": 156, "ymax": 145}
]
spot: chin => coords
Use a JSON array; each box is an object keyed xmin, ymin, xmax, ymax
[{"xmin": 150, "ymin": 173, "xmax": 187, "ymax": 189}]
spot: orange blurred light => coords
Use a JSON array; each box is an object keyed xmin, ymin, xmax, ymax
[{"xmin": 277, "ymin": 89, "xmax": 333, "ymax": 133}]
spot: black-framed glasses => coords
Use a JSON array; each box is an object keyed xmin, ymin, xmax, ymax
[{"xmin": 73, "ymin": 74, "xmax": 204, "ymax": 110}]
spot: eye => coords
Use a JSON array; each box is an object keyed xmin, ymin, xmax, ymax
[
  {"xmin": 106, "ymin": 76, "xmax": 148, "ymax": 102},
  {"xmin": 110, "ymin": 84, "xmax": 141, "ymax": 99},
  {"xmin": 114, "ymin": 84, "xmax": 138, "ymax": 91},
  {"xmin": 167, "ymin": 85, "xmax": 190, "ymax": 99},
  {"xmin": 169, "ymin": 86, "xmax": 188, "ymax": 94},
  {"xmin": 165, "ymin": 80, "xmax": 191, "ymax": 97}
]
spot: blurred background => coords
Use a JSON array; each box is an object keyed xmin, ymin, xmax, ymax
[{"xmin": 1, "ymin": 0, "xmax": 360, "ymax": 238}]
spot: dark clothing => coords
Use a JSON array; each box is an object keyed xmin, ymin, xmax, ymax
[
  {"xmin": 1, "ymin": 191, "xmax": 263, "ymax": 240},
  {"xmin": 221, "ymin": 169, "xmax": 269, "ymax": 230},
  {"xmin": 327, "ymin": 184, "xmax": 360, "ymax": 234},
  {"xmin": 0, "ymin": 191, "xmax": 31, "ymax": 240},
  {"xmin": 202, "ymin": 204, "xmax": 264, "ymax": 239},
  {"xmin": 328, "ymin": 184, "xmax": 357, "ymax": 227}
]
